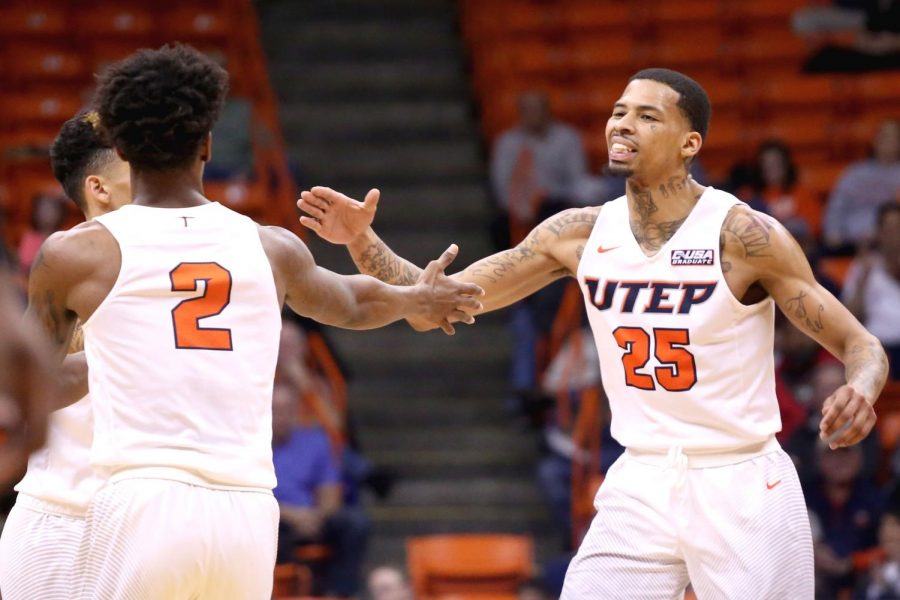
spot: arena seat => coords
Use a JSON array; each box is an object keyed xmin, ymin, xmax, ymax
[
  {"xmin": 74, "ymin": 7, "xmax": 157, "ymax": 37},
  {"xmin": 0, "ymin": 91, "xmax": 84, "ymax": 127},
  {"xmin": 0, "ymin": 5, "xmax": 68, "ymax": 38},
  {"xmin": 407, "ymin": 534, "xmax": 534, "ymax": 597},
  {"xmin": 3, "ymin": 43, "xmax": 87, "ymax": 84}
]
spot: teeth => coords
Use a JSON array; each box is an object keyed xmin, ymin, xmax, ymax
[{"xmin": 611, "ymin": 143, "xmax": 631, "ymax": 152}]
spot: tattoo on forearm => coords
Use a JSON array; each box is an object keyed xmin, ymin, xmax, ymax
[
  {"xmin": 785, "ymin": 290, "xmax": 825, "ymax": 333},
  {"xmin": 356, "ymin": 239, "xmax": 420, "ymax": 286},
  {"xmin": 464, "ymin": 231, "xmax": 541, "ymax": 284},
  {"xmin": 845, "ymin": 338, "xmax": 889, "ymax": 400},
  {"xmin": 722, "ymin": 208, "xmax": 773, "ymax": 259},
  {"xmin": 543, "ymin": 210, "xmax": 598, "ymax": 239}
]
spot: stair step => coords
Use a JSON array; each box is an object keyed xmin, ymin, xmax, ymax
[
  {"xmin": 271, "ymin": 61, "xmax": 468, "ymax": 102},
  {"xmin": 262, "ymin": 0, "xmax": 455, "ymax": 22},
  {"xmin": 359, "ymin": 424, "xmax": 535, "ymax": 454},
  {"xmin": 280, "ymin": 100, "xmax": 475, "ymax": 142},
  {"xmin": 346, "ymin": 373, "xmax": 509, "ymax": 404},
  {"xmin": 351, "ymin": 394, "xmax": 508, "ymax": 427},
  {"xmin": 263, "ymin": 19, "xmax": 460, "ymax": 62},
  {"xmin": 290, "ymin": 138, "xmax": 483, "ymax": 184},
  {"xmin": 384, "ymin": 477, "xmax": 542, "ymax": 507}
]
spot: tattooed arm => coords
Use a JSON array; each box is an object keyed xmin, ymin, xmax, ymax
[
  {"xmin": 721, "ymin": 205, "xmax": 888, "ymax": 448},
  {"xmin": 299, "ymin": 186, "xmax": 598, "ymax": 317}
]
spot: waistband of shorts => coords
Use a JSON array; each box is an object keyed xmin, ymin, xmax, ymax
[
  {"xmin": 624, "ymin": 436, "xmax": 781, "ymax": 468},
  {"xmin": 15, "ymin": 493, "xmax": 87, "ymax": 518},
  {"xmin": 109, "ymin": 466, "xmax": 274, "ymax": 494}
]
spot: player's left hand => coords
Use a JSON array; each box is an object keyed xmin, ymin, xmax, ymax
[
  {"xmin": 297, "ymin": 186, "xmax": 378, "ymax": 245},
  {"xmin": 819, "ymin": 384, "xmax": 877, "ymax": 449}
]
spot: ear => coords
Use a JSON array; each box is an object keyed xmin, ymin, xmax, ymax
[
  {"xmin": 84, "ymin": 175, "xmax": 111, "ymax": 209},
  {"xmin": 200, "ymin": 133, "xmax": 212, "ymax": 163},
  {"xmin": 681, "ymin": 131, "xmax": 702, "ymax": 162}
]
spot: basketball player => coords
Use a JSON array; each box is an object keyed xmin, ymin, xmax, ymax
[
  {"xmin": 25, "ymin": 44, "xmax": 483, "ymax": 600},
  {"xmin": 0, "ymin": 110, "xmax": 131, "ymax": 600},
  {"xmin": 298, "ymin": 68, "xmax": 889, "ymax": 598},
  {"xmin": 0, "ymin": 271, "xmax": 53, "ymax": 489}
]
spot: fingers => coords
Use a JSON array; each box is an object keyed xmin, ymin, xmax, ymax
[
  {"xmin": 460, "ymin": 282, "xmax": 485, "ymax": 297},
  {"xmin": 440, "ymin": 320, "xmax": 456, "ymax": 335},
  {"xmin": 819, "ymin": 386, "xmax": 853, "ymax": 435},
  {"xmin": 820, "ymin": 386, "xmax": 877, "ymax": 449},
  {"xmin": 433, "ymin": 244, "xmax": 459, "ymax": 272},
  {"xmin": 298, "ymin": 216, "xmax": 322, "ymax": 232},
  {"xmin": 457, "ymin": 296, "xmax": 483, "ymax": 313},
  {"xmin": 299, "ymin": 191, "xmax": 329, "ymax": 215},
  {"xmin": 363, "ymin": 188, "xmax": 380, "ymax": 212},
  {"xmin": 447, "ymin": 310, "xmax": 476, "ymax": 325}
]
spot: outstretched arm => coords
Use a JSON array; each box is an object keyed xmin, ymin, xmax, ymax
[
  {"xmin": 0, "ymin": 271, "xmax": 54, "ymax": 485},
  {"xmin": 259, "ymin": 225, "xmax": 482, "ymax": 334},
  {"xmin": 723, "ymin": 206, "xmax": 888, "ymax": 449},
  {"xmin": 298, "ymin": 187, "xmax": 589, "ymax": 316}
]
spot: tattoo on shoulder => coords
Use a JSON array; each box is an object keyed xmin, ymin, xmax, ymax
[
  {"xmin": 722, "ymin": 207, "xmax": 774, "ymax": 259},
  {"xmin": 785, "ymin": 290, "xmax": 825, "ymax": 334}
]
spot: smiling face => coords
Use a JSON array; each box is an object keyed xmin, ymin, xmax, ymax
[{"xmin": 605, "ymin": 79, "xmax": 702, "ymax": 183}]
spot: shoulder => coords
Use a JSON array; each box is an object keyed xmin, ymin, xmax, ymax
[
  {"xmin": 721, "ymin": 204, "xmax": 802, "ymax": 274},
  {"xmin": 553, "ymin": 122, "xmax": 582, "ymax": 140},
  {"xmin": 539, "ymin": 206, "xmax": 601, "ymax": 240},
  {"xmin": 257, "ymin": 225, "xmax": 313, "ymax": 265},
  {"xmin": 35, "ymin": 221, "xmax": 113, "ymax": 273}
]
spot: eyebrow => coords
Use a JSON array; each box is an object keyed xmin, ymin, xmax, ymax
[{"xmin": 613, "ymin": 102, "xmax": 664, "ymax": 113}]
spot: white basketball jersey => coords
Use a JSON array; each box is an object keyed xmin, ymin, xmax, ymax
[
  {"xmin": 577, "ymin": 187, "xmax": 780, "ymax": 451},
  {"xmin": 81, "ymin": 202, "xmax": 281, "ymax": 489},
  {"xmin": 14, "ymin": 395, "xmax": 101, "ymax": 514}
]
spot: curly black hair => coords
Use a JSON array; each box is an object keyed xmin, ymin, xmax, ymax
[
  {"xmin": 50, "ymin": 110, "xmax": 118, "ymax": 213},
  {"xmin": 629, "ymin": 68, "xmax": 711, "ymax": 140},
  {"xmin": 94, "ymin": 43, "xmax": 229, "ymax": 171}
]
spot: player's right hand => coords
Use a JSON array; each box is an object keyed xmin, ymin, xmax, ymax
[
  {"xmin": 297, "ymin": 186, "xmax": 378, "ymax": 245},
  {"xmin": 411, "ymin": 244, "xmax": 484, "ymax": 335}
]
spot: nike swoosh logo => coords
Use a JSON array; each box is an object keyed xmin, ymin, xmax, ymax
[
  {"xmin": 766, "ymin": 480, "xmax": 782, "ymax": 490},
  {"xmin": 597, "ymin": 245, "xmax": 621, "ymax": 254}
]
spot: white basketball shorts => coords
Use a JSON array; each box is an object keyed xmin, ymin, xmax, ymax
[
  {"xmin": 0, "ymin": 495, "xmax": 86, "ymax": 600},
  {"xmin": 562, "ymin": 440, "xmax": 814, "ymax": 600},
  {"xmin": 75, "ymin": 477, "xmax": 279, "ymax": 600}
]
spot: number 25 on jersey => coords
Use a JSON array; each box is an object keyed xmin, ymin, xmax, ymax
[
  {"xmin": 170, "ymin": 262, "xmax": 233, "ymax": 351},
  {"xmin": 613, "ymin": 326, "xmax": 697, "ymax": 392}
]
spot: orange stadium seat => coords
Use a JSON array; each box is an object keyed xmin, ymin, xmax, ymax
[
  {"xmin": 727, "ymin": 0, "xmax": 810, "ymax": 25},
  {"xmin": 0, "ymin": 5, "xmax": 68, "ymax": 38},
  {"xmin": 74, "ymin": 6, "xmax": 157, "ymax": 37},
  {"xmin": 160, "ymin": 6, "xmax": 233, "ymax": 42},
  {"xmin": 407, "ymin": 535, "xmax": 534, "ymax": 598},
  {"xmin": 755, "ymin": 75, "xmax": 840, "ymax": 113},
  {"xmin": 0, "ymin": 91, "xmax": 84, "ymax": 127},
  {"xmin": 856, "ymin": 71, "xmax": 900, "ymax": 105},
  {"xmin": 3, "ymin": 43, "xmax": 87, "ymax": 84},
  {"xmin": 637, "ymin": 30, "xmax": 724, "ymax": 71},
  {"xmin": 568, "ymin": 35, "xmax": 635, "ymax": 75},
  {"xmin": 646, "ymin": 0, "xmax": 724, "ymax": 26},
  {"xmin": 559, "ymin": 2, "xmax": 632, "ymax": 33},
  {"xmin": 801, "ymin": 161, "xmax": 846, "ymax": 200}
]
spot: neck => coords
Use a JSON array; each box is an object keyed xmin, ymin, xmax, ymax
[
  {"xmin": 625, "ymin": 172, "xmax": 705, "ymax": 254},
  {"xmin": 131, "ymin": 165, "xmax": 208, "ymax": 208}
]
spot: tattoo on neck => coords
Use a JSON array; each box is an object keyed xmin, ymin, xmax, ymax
[
  {"xmin": 657, "ymin": 176, "xmax": 687, "ymax": 200},
  {"xmin": 628, "ymin": 185, "xmax": 688, "ymax": 254},
  {"xmin": 785, "ymin": 290, "xmax": 825, "ymax": 333}
]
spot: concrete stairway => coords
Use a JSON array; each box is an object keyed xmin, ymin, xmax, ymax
[{"xmin": 257, "ymin": 0, "xmax": 557, "ymax": 564}]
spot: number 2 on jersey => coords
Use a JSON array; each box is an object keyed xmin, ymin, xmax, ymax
[
  {"xmin": 613, "ymin": 326, "xmax": 697, "ymax": 391},
  {"xmin": 170, "ymin": 262, "xmax": 233, "ymax": 351}
]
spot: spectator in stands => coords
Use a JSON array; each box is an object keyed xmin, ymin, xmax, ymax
[
  {"xmin": 740, "ymin": 140, "xmax": 823, "ymax": 237},
  {"xmin": 537, "ymin": 328, "xmax": 623, "ymax": 549},
  {"xmin": 366, "ymin": 564, "xmax": 415, "ymax": 600},
  {"xmin": 17, "ymin": 193, "xmax": 66, "ymax": 274},
  {"xmin": 858, "ymin": 487, "xmax": 900, "ymax": 599},
  {"xmin": 793, "ymin": 0, "xmax": 868, "ymax": 36},
  {"xmin": 272, "ymin": 382, "xmax": 370, "ymax": 597},
  {"xmin": 824, "ymin": 119, "xmax": 900, "ymax": 251},
  {"xmin": 802, "ymin": 0, "xmax": 900, "ymax": 73},
  {"xmin": 518, "ymin": 577, "xmax": 552, "ymax": 600},
  {"xmin": 806, "ymin": 441, "xmax": 884, "ymax": 595},
  {"xmin": 843, "ymin": 203, "xmax": 900, "ymax": 379},
  {"xmin": 490, "ymin": 91, "xmax": 589, "ymax": 248},
  {"xmin": 201, "ymin": 49, "xmax": 255, "ymax": 181},
  {"xmin": 787, "ymin": 361, "xmax": 852, "ymax": 482}
]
